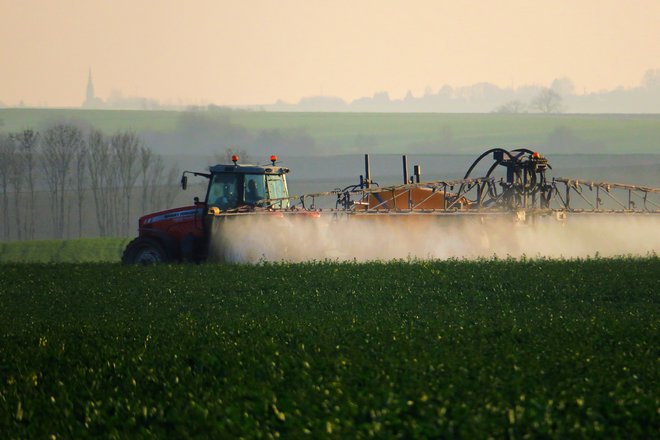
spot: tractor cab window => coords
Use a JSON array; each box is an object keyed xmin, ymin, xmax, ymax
[
  {"xmin": 208, "ymin": 173, "xmax": 239, "ymax": 210},
  {"xmin": 266, "ymin": 175, "xmax": 289, "ymax": 208},
  {"xmin": 244, "ymin": 174, "xmax": 268, "ymax": 206}
]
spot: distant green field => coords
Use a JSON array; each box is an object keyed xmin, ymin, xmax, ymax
[
  {"xmin": 0, "ymin": 108, "xmax": 180, "ymax": 133},
  {"xmin": 0, "ymin": 258, "xmax": 657, "ymax": 437},
  {"xmin": 2, "ymin": 108, "xmax": 660, "ymax": 154},
  {"xmin": 0, "ymin": 238, "xmax": 131, "ymax": 263},
  {"xmin": 231, "ymin": 112, "xmax": 660, "ymax": 154}
]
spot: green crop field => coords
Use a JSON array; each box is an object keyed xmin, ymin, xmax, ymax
[
  {"xmin": 0, "ymin": 238, "xmax": 131, "ymax": 263},
  {"xmin": 1, "ymin": 258, "xmax": 657, "ymax": 438},
  {"xmin": 2, "ymin": 108, "xmax": 660, "ymax": 154}
]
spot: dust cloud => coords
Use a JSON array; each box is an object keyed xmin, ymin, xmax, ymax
[{"xmin": 210, "ymin": 213, "xmax": 660, "ymax": 263}]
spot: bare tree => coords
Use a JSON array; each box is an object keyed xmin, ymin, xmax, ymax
[
  {"xmin": 42, "ymin": 124, "xmax": 84, "ymax": 238},
  {"xmin": 147, "ymin": 155, "xmax": 165, "ymax": 212},
  {"xmin": 111, "ymin": 131, "xmax": 140, "ymax": 236},
  {"xmin": 550, "ymin": 77, "xmax": 575, "ymax": 96},
  {"xmin": 219, "ymin": 146, "xmax": 252, "ymax": 164},
  {"xmin": 88, "ymin": 130, "xmax": 121, "ymax": 236},
  {"xmin": 163, "ymin": 165, "xmax": 181, "ymax": 208},
  {"xmin": 139, "ymin": 146, "xmax": 153, "ymax": 215},
  {"xmin": 530, "ymin": 88, "xmax": 564, "ymax": 113},
  {"xmin": 642, "ymin": 69, "xmax": 660, "ymax": 89},
  {"xmin": 88, "ymin": 130, "xmax": 106, "ymax": 235},
  {"xmin": 494, "ymin": 100, "xmax": 527, "ymax": 114},
  {"xmin": 12, "ymin": 130, "xmax": 39, "ymax": 239},
  {"xmin": 8, "ymin": 138, "xmax": 25, "ymax": 240},
  {"xmin": 0, "ymin": 134, "xmax": 15, "ymax": 240},
  {"xmin": 73, "ymin": 141, "xmax": 88, "ymax": 237}
]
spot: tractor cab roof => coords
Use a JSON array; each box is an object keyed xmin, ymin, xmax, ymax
[{"xmin": 209, "ymin": 163, "xmax": 290, "ymax": 175}]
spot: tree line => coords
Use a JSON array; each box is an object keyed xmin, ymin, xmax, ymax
[{"xmin": 0, "ymin": 124, "xmax": 180, "ymax": 241}]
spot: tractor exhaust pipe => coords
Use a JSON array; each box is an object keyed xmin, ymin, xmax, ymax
[
  {"xmin": 364, "ymin": 154, "xmax": 371, "ymax": 189},
  {"xmin": 402, "ymin": 155, "xmax": 409, "ymax": 184}
]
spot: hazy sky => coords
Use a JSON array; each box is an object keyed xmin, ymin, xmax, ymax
[{"xmin": 1, "ymin": 0, "xmax": 659, "ymax": 107}]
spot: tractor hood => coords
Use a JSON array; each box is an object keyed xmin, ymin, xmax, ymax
[{"xmin": 139, "ymin": 205, "xmax": 204, "ymax": 229}]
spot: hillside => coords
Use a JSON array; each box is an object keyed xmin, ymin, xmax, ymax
[{"xmin": 2, "ymin": 109, "xmax": 659, "ymax": 155}]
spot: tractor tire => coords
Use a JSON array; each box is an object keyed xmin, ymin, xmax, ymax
[{"xmin": 122, "ymin": 237, "xmax": 169, "ymax": 264}]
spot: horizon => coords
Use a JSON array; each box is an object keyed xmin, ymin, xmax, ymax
[{"xmin": 2, "ymin": 70, "xmax": 659, "ymax": 113}]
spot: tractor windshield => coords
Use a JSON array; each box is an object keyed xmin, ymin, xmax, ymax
[{"xmin": 208, "ymin": 174, "xmax": 239, "ymax": 210}]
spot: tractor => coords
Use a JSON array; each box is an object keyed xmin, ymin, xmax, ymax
[{"xmin": 122, "ymin": 155, "xmax": 291, "ymax": 263}]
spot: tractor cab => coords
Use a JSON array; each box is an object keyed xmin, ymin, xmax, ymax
[
  {"xmin": 206, "ymin": 163, "xmax": 290, "ymax": 210},
  {"xmin": 182, "ymin": 155, "xmax": 290, "ymax": 211}
]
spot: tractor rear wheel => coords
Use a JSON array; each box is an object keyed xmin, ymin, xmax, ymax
[{"xmin": 122, "ymin": 237, "xmax": 169, "ymax": 264}]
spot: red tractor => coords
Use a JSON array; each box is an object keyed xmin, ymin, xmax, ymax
[{"xmin": 122, "ymin": 155, "xmax": 291, "ymax": 263}]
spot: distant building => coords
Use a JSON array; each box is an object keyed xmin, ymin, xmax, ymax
[{"xmin": 82, "ymin": 69, "xmax": 104, "ymax": 108}]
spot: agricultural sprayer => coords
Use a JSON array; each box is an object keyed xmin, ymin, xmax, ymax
[{"xmin": 122, "ymin": 149, "xmax": 660, "ymax": 263}]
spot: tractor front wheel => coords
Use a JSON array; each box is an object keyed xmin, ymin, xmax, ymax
[{"xmin": 122, "ymin": 237, "xmax": 169, "ymax": 264}]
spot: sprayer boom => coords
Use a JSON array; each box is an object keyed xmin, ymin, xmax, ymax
[{"xmin": 277, "ymin": 149, "xmax": 659, "ymax": 217}]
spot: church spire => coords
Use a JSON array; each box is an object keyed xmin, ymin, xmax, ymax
[{"xmin": 86, "ymin": 68, "xmax": 95, "ymax": 102}]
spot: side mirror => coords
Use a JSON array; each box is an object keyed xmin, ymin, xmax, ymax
[{"xmin": 181, "ymin": 174, "xmax": 188, "ymax": 190}]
